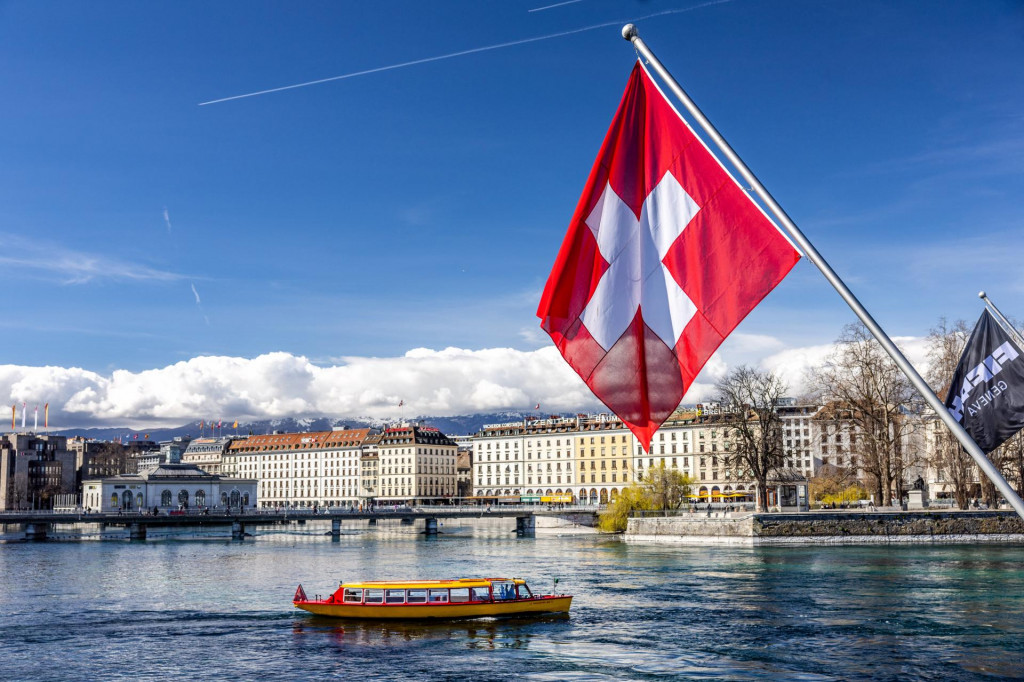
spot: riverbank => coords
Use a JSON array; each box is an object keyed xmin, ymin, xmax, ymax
[{"xmin": 625, "ymin": 509, "xmax": 1024, "ymax": 545}]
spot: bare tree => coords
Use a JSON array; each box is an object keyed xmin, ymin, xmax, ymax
[
  {"xmin": 814, "ymin": 323, "xmax": 916, "ymax": 507},
  {"xmin": 925, "ymin": 317, "xmax": 976, "ymax": 508},
  {"xmin": 715, "ymin": 366, "xmax": 786, "ymax": 512},
  {"xmin": 1000, "ymin": 431, "xmax": 1024, "ymax": 499}
]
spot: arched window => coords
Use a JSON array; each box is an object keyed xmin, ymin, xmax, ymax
[
  {"xmin": 136, "ymin": 493, "xmax": 144, "ymax": 509},
  {"xmin": 230, "ymin": 490, "xmax": 240, "ymax": 507},
  {"xmin": 221, "ymin": 492, "xmax": 229, "ymax": 505},
  {"xmin": 161, "ymin": 490, "xmax": 172, "ymax": 506},
  {"xmin": 111, "ymin": 492, "xmax": 119, "ymax": 508},
  {"xmin": 178, "ymin": 489, "xmax": 189, "ymax": 506},
  {"xmin": 242, "ymin": 492, "xmax": 250, "ymax": 507},
  {"xmin": 123, "ymin": 493, "xmax": 133, "ymax": 510},
  {"xmin": 195, "ymin": 490, "xmax": 206, "ymax": 507}
]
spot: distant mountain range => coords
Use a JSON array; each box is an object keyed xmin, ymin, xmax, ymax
[{"xmin": 48, "ymin": 411, "xmax": 571, "ymax": 442}]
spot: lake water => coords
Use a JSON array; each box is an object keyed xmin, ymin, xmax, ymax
[{"xmin": 1, "ymin": 519, "xmax": 1022, "ymax": 680}]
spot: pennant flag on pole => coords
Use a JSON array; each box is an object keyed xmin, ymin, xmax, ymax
[
  {"xmin": 44, "ymin": 403, "xmax": 49, "ymax": 430},
  {"xmin": 233, "ymin": 420, "xmax": 238, "ymax": 429},
  {"xmin": 944, "ymin": 309, "xmax": 1024, "ymax": 453},
  {"xmin": 537, "ymin": 62, "xmax": 800, "ymax": 450},
  {"xmin": 10, "ymin": 405, "xmax": 14, "ymax": 430}
]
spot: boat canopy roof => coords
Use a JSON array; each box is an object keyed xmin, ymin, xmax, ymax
[{"xmin": 340, "ymin": 578, "xmax": 525, "ymax": 590}]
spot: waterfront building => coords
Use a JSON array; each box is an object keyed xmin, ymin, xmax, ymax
[
  {"xmin": 359, "ymin": 433, "xmax": 381, "ymax": 506},
  {"xmin": 473, "ymin": 416, "xmax": 582, "ymax": 501},
  {"xmin": 377, "ymin": 425, "xmax": 458, "ymax": 504},
  {"xmin": 181, "ymin": 436, "xmax": 234, "ymax": 475},
  {"xmin": 82, "ymin": 462, "xmax": 258, "ymax": 512},
  {"xmin": 0, "ymin": 433, "xmax": 76, "ymax": 510},
  {"xmin": 473, "ymin": 420, "xmax": 527, "ymax": 497},
  {"xmin": 456, "ymin": 449, "xmax": 473, "ymax": 499},
  {"xmin": 777, "ymin": 398, "xmax": 818, "ymax": 478},
  {"xmin": 226, "ymin": 428, "xmax": 373, "ymax": 509},
  {"xmin": 575, "ymin": 414, "xmax": 633, "ymax": 504}
]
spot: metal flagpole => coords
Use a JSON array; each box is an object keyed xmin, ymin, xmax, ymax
[
  {"xmin": 979, "ymin": 291, "xmax": 1024, "ymax": 349},
  {"xmin": 622, "ymin": 24, "xmax": 1024, "ymax": 520}
]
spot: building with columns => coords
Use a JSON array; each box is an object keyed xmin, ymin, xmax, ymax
[{"xmin": 82, "ymin": 463, "xmax": 257, "ymax": 512}]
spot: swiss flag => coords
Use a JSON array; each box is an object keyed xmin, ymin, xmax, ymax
[{"xmin": 537, "ymin": 62, "xmax": 800, "ymax": 450}]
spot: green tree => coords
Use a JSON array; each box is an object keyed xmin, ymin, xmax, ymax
[
  {"xmin": 597, "ymin": 483, "xmax": 652, "ymax": 533},
  {"xmin": 597, "ymin": 464, "xmax": 694, "ymax": 532},
  {"xmin": 644, "ymin": 463, "xmax": 694, "ymax": 511}
]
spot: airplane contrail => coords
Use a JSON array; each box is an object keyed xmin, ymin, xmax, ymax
[
  {"xmin": 529, "ymin": 0, "xmax": 586, "ymax": 12},
  {"xmin": 199, "ymin": 1, "xmax": 736, "ymax": 106}
]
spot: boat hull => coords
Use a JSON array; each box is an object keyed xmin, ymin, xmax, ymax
[{"xmin": 294, "ymin": 595, "xmax": 572, "ymax": 620}]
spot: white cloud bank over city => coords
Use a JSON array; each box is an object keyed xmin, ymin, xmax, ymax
[{"xmin": 0, "ymin": 335, "xmax": 932, "ymax": 429}]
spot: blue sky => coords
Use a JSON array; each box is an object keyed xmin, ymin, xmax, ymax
[{"xmin": 1, "ymin": 0, "xmax": 1023, "ymax": 427}]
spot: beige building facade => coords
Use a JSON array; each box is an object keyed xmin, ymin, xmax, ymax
[
  {"xmin": 377, "ymin": 425, "xmax": 457, "ymax": 504},
  {"xmin": 226, "ymin": 428, "xmax": 373, "ymax": 509}
]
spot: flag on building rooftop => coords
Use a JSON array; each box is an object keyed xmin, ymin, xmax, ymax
[
  {"xmin": 944, "ymin": 309, "xmax": 1024, "ymax": 454},
  {"xmin": 537, "ymin": 62, "xmax": 800, "ymax": 450}
]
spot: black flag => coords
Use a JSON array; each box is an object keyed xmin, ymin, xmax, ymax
[{"xmin": 944, "ymin": 310, "xmax": 1024, "ymax": 453}]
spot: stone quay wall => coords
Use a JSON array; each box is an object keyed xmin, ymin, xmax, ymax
[{"xmin": 626, "ymin": 510, "xmax": 1024, "ymax": 545}]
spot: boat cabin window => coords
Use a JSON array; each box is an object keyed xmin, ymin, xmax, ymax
[
  {"xmin": 386, "ymin": 589, "xmax": 405, "ymax": 604},
  {"xmin": 428, "ymin": 589, "xmax": 449, "ymax": 603},
  {"xmin": 407, "ymin": 589, "xmax": 427, "ymax": 603},
  {"xmin": 449, "ymin": 588, "xmax": 470, "ymax": 603},
  {"xmin": 471, "ymin": 587, "xmax": 490, "ymax": 602},
  {"xmin": 343, "ymin": 589, "xmax": 363, "ymax": 603},
  {"xmin": 517, "ymin": 584, "xmax": 533, "ymax": 599},
  {"xmin": 364, "ymin": 589, "xmax": 384, "ymax": 604},
  {"xmin": 493, "ymin": 581, "xmax": 516, "ymax": 601}
]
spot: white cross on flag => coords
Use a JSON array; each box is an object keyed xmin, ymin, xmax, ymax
[{"xmin": 537, "ymin": 62, "xmax": 800, "ymax": 451}]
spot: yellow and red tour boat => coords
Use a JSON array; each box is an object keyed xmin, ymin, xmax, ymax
[{"xmin": 293, "ymin": 578, "xmax": 572, "ymax": 619}]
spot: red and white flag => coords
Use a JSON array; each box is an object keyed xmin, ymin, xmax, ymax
[{"xmin": 537, "ymin": 62, "xmax": 800, "ymax": 450}]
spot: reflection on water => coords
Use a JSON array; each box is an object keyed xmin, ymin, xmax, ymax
[{"xmin": 0, "ymin": 530, "xmax": 1022, "ymax": 680}]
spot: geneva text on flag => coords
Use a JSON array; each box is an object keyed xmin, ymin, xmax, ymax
[
  {"xmin": 944, "ymin": 309, "xmax": 1024, "ymax": 454},
  {"xmin": 537, "ymin": 62, "xmax": 800, "ymax": 450}
]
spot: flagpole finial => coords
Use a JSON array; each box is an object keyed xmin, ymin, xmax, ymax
[
  {"xmin": 979, "ymin": 291, "xmax": 987, "ymax": 299},
  {"xmin": 622, "ymin": 24, "xmax": 638, "ymax": 41}
]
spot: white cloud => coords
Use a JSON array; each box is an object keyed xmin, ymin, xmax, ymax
[
  {"xmin": 0, "ymin": 233, "xmax": 185, "ymax": 285},
  {"xmin": 0, "ymin": 336, "xmax": 938, "ymax": 429}
]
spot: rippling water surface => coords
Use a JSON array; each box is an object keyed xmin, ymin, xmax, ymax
[{"xmin": 1, "ymin": 520, "xmax": 1023, "ymax": 680}]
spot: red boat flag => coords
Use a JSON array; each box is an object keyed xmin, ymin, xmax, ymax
[
  {"xmin": 537, "ymin": 62, "xmax": 800, "ymax": 450},
  {"xmin": 294, "ymin": 584, "xmax": 307, "ymax": 602}
]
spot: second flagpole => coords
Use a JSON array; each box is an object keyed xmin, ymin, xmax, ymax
[{"xmin": 622, "ymin": 24, "xmax": 1024, "ymax": 520}]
